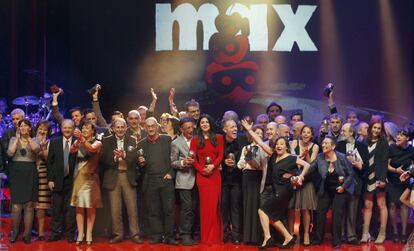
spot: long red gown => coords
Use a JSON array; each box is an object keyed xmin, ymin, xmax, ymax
[{"xmin": 190, "ymin": 134, "xmax": 224, "ymax": 245}]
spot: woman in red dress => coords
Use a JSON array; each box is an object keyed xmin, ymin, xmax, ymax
[{"xmin": 190, "ymin": 114, "xmax": 224, "ymax": 245}]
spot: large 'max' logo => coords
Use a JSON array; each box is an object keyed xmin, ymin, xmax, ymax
[{"xmin": 155, "ymin": 3, "xmax": 317, "ymax": 51}]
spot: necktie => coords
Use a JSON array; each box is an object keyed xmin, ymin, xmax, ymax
[{"xmin": 64, "ymin": 140, "xmax": 69, "ymax": 177}]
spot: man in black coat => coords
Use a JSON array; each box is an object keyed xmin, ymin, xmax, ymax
[{"xmin": 47, "ymin": 119, "xmax": 77, "ymax": 242}]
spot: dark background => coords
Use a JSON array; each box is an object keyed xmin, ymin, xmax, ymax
[{"xmin": 0, "ymin": 0, "xmax": 413, "ymax": 124}]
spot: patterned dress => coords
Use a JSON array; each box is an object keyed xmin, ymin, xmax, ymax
[{"xmin": 36, "ymin": 142, "xmax": 52, "ymax": 209}]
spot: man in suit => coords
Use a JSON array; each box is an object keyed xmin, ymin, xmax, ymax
[
  {"xmin": 47, "ymin": 119, "xmax": 77, "ymax": 242},
  {"xmin": 100, "ymin": 118, "xmax": 143, "ymax": 244},
  {"xmin": 171, "ymin": 117, "xmax": 198, "ymax": 245},
  {"xmin": 337, "ymin": 123, "xmax": 369, "ymax": 245}
]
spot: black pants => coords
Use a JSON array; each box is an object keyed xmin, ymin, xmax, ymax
[
  {"xmin": 144, "ymin": 177, "xmax": 175, "ymax": 239},
  {"xmin": 221, "ymin": 182, "xmax": 242, "ymax": 239},
  {"xmin": 50, "ymin": 177, "xmax": 76, "ymax": 239},
  {"xmin": 314, "ymin": 190, "xmax": 350, "ymax": 245},
  {"xmin": 177, "ymin": 188, "xmax": 198, "ymax": 237}
]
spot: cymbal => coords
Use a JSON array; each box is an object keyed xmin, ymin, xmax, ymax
[
  {"xmin": 12, "ymin": 96, "xmax": 40, "ymax": 106},
  {"xmin": 42, "ymin": 92, "xmax": 52, "ymax": 99}
]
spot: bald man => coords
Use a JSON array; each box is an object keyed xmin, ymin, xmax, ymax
[{"xmin": 137, "ymin": 117, "xmax": 177, "ymax": 245}]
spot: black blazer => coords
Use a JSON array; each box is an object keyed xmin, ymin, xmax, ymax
[
  {"xmin": 46, "ymin": 136, "xmax": 77, "ymax": 192},
  {"xmin": 100, "ymin": 135, "xmax": 138, "ymax": 190},
  {"xmin": 336, "ymin": 140, "xmax": 369, "ymax": 196}
]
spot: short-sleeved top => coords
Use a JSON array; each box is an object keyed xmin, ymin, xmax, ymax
[
  {"xmin": 272, "ymin": 155, "xmax": 299, "ymax": 186},
  {"xmin": 8, "ymin": 137, "xmax": 39, "ymax": 162}
]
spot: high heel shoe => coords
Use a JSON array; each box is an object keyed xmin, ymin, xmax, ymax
[
  {"xmin": 9, "ymin": 230, "xmax": 18, "ymax": 244},
  {"xmin": 278, "ymin": 235, "xmax": 297, "ymax": 249},
  {"xmin": 258, "ymin": 237, "xmax": 272, "ymax": 250},
  {"xmin": 76, "ymin": 234, "xmax": 85, "ymax": 245},
  {"xmin": 86, "ymin": 238, "xmax": 93, "ymax": 245}
]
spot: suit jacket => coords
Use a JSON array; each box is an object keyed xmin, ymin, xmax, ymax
[
  {"xmin": 46, "ymin": 136, "xmax": 77, "ymax": 192},
  {"xmin": 336, "ymin": 140, "xmax": 369, "ymax": 196},
  {"xmin": 100, "ymin": 134, "xmax": 138, "ymax": 190},
  {"xmin": 171, "ymin": 134, "xmax": 196, "ymax": 190},
  {"xmin": 310, "ymin": 151, "xmax": 356, "ymax": 197}
]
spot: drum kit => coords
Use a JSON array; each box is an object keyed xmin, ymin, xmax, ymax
[{"xmin": 1, "ymin": 93, "xmax": 53, "ymax": 129}]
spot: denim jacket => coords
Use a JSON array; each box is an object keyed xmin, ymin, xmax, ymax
[{"xmin": 310, "ymin": 151, "xmax": 356, "ymax": 197}]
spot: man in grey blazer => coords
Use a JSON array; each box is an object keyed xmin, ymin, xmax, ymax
[{"xmin": 171, "ymin": 117, "xmax": 198, "ymax": 245}]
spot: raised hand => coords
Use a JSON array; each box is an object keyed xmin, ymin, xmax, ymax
[
  {"xmin": 168, "ymin": 88, "xmax": 175, "ymax": 104},
  {"xmin": 150, "ymin": 88, "xmax": 157, "ymax": 101},
  {"xmin": 241, "ymin": 119, "xmax": 253, "ymax": 131}
]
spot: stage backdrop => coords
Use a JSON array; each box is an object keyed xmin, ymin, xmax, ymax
[{"xmin": 1, "ymin": 0, "xmax": 413, "ymax": 125}]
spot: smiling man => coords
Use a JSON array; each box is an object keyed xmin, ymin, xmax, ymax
[{"xmin": 221, "ymin": 118, "xmax": 248, "ymax": 244}]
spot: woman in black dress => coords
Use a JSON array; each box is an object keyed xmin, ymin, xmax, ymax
[
  {"xmin": 387, "ymin": 129, "xmax": 414, "ymax": 243},
  {"xmin": 242, "ymin": 120, "xmax": 310, "ymax": 250},
  {"xmin": 6, "ymin": 119, "xmax": 40, "ymax": 244}
]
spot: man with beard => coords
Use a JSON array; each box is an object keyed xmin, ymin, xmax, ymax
[{"xmin": 336, "ymin": 123, "xmax": 369, "ymax": 245}]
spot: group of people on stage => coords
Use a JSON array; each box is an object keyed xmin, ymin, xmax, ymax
[{"xmin": 0, "ymin": 87, "xmax": 414, "ymax": 249}]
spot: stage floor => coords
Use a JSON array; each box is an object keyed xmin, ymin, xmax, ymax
[
  {"xmin": 0, "ymin": 216, "xmax": 410, "ymax": 251},
  {"xmin": 0, "ymin": 238, "xmax": 407, "ymax": 251}
]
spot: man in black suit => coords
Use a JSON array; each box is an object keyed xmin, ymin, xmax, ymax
[
  {"xmin": 47, "ymin": 119, "xmax": 77, "ymax": 242},
  {"xmin": 100, "ymin": 118, "xmax": 143, "ymax": 244}
]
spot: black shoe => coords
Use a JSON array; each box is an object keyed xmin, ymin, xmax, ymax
[
  {"xmin": 332, "ymin": 243, "xmax": 341, "ymax": 249},
  {"xmin": 76, "ymin": 235, "xmax": 85, "ymax": 245},
  {"xmin": 47, "ymin": 235, "xmax": 61, "ymax": 242},
  {"xmin": 149, "ymin": 237, "xmax": 163, "ymax": 244},
  {"xmin": 23, "ymin": 235, "xmax": 32, "ymax": 244},
  {"xmin": 109, "ymin": 236, "xmax": 123, "ymax": 244},
  {"xmin": 401, "ymin": 234, "xmax": 408, "ymax": 244},
  {"xmin": 9, "ymin": 231, "xmax": 18, "ymax": 244},
  {"xmin": 131, "ymin": 235, "xmax": 144, "ymax": 244},
  {"xmin": 181, "ymin": 236, "xmax": 198, "ymax": 246},
  {"xmin": 38, "ymin": 236, "xmax": 46, "ymax": 241},
  {"xmin": 164, "ymin": 238, "xmax": 179, "ymax": 245},
  {"xmin": 232, "ymin": 238, "xmax": 241, "ymax": 245},
  {"xmin": 311, "ymin": 239, "xmax": 321, "ymax": 245},
  {"xmin": 348, "ymin": 238, "xmax": 360, "ymax": 245},
  {"xmin": 258, "ymin": 237, "xmax": 272, "ymax": 250},
  {"xmin": 278, "ymin": 235, "xmax": 297, "ymax": 249},
  {"xmin": 392, "ymin": 233, "xmax": 400, "ymax": 243}
]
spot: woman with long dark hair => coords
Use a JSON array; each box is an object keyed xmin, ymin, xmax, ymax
[
  {"xmin": 189, "ymin": 114, "xmax": 224, "ymax": 245},
  {"xmin": 361, "ymin": 118, "xmax": 389, "ymax": 244},
  {"xmin": 7, "ymin": 119, "xmax": 40, "ymax": 244},
  {"xmin": 242, "ymin": 120, "xmax": 310, "ymax": 250},
  {"xmin": 288, "ymin": 125, "xmax": 319, "ymax": 246}
]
